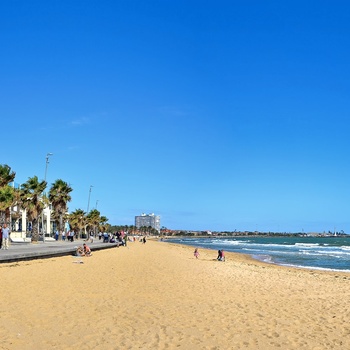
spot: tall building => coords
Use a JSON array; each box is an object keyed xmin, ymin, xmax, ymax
[{"xmin": 135, "ymin": 213, "xmax": 160, "ymax": 232}]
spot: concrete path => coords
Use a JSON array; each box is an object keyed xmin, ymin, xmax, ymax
[{"xmin": 0, "ymin": 239, "xmax": 120, "ymax": 263}]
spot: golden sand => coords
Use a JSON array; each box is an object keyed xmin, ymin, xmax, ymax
[{"xmin": 0, "ymin": 239, "xmax": 349, "ymax": 350}]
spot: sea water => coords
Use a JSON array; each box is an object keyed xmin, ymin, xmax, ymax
[{"xmin": 166, "ymin": 236, "xmax": 350, "ymax": 272}]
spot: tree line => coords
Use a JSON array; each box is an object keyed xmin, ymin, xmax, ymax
[{"xmin": 0, "ymin": 164, "xmax": 110, "ymax": 242}]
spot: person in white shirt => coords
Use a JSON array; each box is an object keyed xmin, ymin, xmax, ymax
[{"xmin": 2, "ymin": 224, "xmax": 10, "ymax": 250}]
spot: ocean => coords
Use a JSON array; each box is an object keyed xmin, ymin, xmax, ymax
[{"xmin": 166, "ymin": 235, "xmax": 350, "ymax": 272}]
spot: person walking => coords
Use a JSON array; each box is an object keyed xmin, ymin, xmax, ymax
[
  {"xmin": 2, "ymin": 224, "xmax": 10, "ymax": 250},
  {"xmin": 194, "ymin": 248, "xmax": 200, "ymax": 259}
]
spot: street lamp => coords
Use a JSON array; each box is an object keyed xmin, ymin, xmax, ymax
[
  {"xmin": 87, "ymin": 185, "xmax": 93, "ymax": 213},
  {"xmin": 44, "ymin": 153, "xmax": 53, "ymax": 183},
  {"xmin": 42, "ymin": 152, "xmax": 53, "ymax": 243},
  {"xmin": 96, "ymin": 200, "xmax": 99, "ymax": 209}
]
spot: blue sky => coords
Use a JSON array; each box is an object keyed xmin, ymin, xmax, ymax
[{"xmin": 1, "ymin": 1, "xmax": 350, "ymax": 233}]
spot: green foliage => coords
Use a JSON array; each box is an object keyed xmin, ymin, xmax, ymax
[{"xmin": 49, "ymin": 179, "xmax": 73, "ymax": 232}]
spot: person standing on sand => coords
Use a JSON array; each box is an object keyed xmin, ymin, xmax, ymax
[
  {"xmin": 194, "ymin": 248, "xmax": 199, "ymax": 259},
  {"xmin": 2, "ymin": 224, "xmax": 10, "ymax": 250}
]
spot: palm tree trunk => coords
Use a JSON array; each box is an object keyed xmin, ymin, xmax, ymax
[
  {"xmin": 59, "ymin": 215, "xmax": 63, "ymax": 234},
  {"xmin": 31, "ymin": 218, "xmax": 39, "ymax": 242}
]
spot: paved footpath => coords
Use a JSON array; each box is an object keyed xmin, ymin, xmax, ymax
[{"xmin": 0, "ymin": 239, "xmax": 119, "ymax": 263}]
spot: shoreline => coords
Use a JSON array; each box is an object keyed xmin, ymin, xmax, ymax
[
  {"xmin": 0, "ymin": 239, "xmax": 349, "ymax": 349},
  {"xmin": 162, "ymin": 236, "xmax": 350, "ymax": 274},
  {"xmin": 163, "ymin": 239, "xmax": 350, "ymax": 277}
]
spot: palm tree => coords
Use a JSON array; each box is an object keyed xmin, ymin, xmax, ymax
[
  {"xmin": 0, "ymin": 164, "xmax": 16, "ymax": 188},
  {"xmin": 86, "ymin": 209, "xmax": 101, "ymax": 236},
  {"xmin": 99, "ymin": 215, "xmax": 109, "ymax": 233},
  {"xmin": 0, "ymin": 185, "xmax": 15, "ymax": 224},
  {"xmin": 0, "ymin": 164, "xmax": 16, "ymax": 224},
  {"xmin": 20, "ymin": 176, "xmax": 47, "ymax": 242},
  {"xmin": 69, "ymin": 209, "xmax": 86, "ymax": 238},
  {"xmin": 48, "ymin": 179, "xmax": 73, "ymax": 234}
]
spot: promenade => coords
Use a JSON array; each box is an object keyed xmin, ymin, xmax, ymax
[{"xmin": 0, "ymin": 238, "xmax": 119, "ymax": 263}]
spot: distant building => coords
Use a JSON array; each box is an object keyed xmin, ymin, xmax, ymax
[{"xmin": 135, "ymin": 213, "xmax": 160, "ymax": 232}]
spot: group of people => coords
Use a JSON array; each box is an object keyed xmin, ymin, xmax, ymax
[
  {"xmin": 0, "ymin": 224, "xmax": 10, "ymax": 250},
  {"xmin": 54, "ymin": 229, "xmax": 75, "ymax": 242},
  {"xmin": 193, "ymin": 248, "xmax": 225, "ymax": 261},
  {"xmin": 75, "ymin": 243, "xmax": 92, "ymax": 257},
  {"xmin": 217, "ymin": 249, "xmax": 225, "ymax": 261},
  {"xmin": 98, "ymin": 231, "xmax": 129, "ymax": 246}
]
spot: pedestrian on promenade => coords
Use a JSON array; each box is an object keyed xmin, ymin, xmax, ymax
[
  {"xmin": 68, "ymin": 230, "xmax": 75, "ymax": 242},
  {"xmin": 2, "ymin": 224, "xmax": 10, "ymax": 250}
]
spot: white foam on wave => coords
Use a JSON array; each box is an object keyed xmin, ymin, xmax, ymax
[
  {"xmin": 212, "ymin": 239, "xmax": 249, "ymax": 246},
  {"xmin": 252, "ymin": 254, "xmax": 273, "ymax": 264},
  {"xmin": 299, "ymin": 250, "xmax": 324, "ymax": 256},
  {"xmin": 295, "ymin": 243, "xmax": 320, "ymax": 247},
  {"xmin": 278, "ymin": 263, "xmax": 350, "ymax": 273}
]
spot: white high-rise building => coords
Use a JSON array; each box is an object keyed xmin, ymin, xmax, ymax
[{"xmin": 135, "ymin": 213, "xmax": 160, "ymax": 232}]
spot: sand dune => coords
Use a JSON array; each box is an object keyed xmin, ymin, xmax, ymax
[{"xmin": 0, "ymin": 239, "xmax": 349, "ymax": 349}]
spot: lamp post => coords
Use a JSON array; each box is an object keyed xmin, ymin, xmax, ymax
[
  {"xmin": 95, "ymin": 200, "xmax": 99, "ymax": 210},
  {"xmin": 42, "ymin": 152, "xmax": 53, "ymax": 243},
  {"xmin": 44, "ymin": 153, "xmax": 53, "ymax": 183},
  {"xmin": 87, "ymin": 185, "xmax": 93, "ymax": 213}
]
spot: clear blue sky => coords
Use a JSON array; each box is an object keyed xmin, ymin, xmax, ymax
[{"xmin": 1, "ymin": 1, "xmax": 350, "ymax": 233}]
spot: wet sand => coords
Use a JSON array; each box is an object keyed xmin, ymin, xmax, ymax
[{"xmin": 0, "ymin": 239, "xmax": 349, "ymax": 349}]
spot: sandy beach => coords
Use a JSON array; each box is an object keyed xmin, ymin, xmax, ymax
[{"xmin": 0, "ymin": 239, "xmax": 349, "ymax": 350}]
